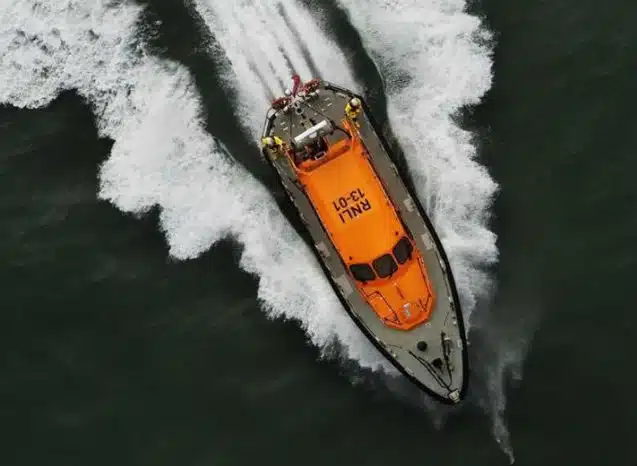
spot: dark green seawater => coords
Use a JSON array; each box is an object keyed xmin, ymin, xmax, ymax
[{"xmin": 1, "ymin": 1, "xmax": 636, "ymax": 465}]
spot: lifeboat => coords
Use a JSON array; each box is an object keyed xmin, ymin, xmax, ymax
[{"xmin": 261, "ymin": 76, "xmax": 468, "ymax": 404}]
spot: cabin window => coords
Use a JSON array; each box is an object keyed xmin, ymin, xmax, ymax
[
  {"xmin": 393, "ymin": 236, "xmax": 413, "ymax": 264},
  {"xmin": 349, "ymin": 263, "xmax": 376, "ymax": 282},
  {"xmin": 372, "ymin": 254, "xmax": 398, "ymax": 279}
]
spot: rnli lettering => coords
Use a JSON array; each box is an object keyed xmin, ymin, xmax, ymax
[{"xmin": 332, "ymin": 188, "xmax": 372, "ymax": 223}]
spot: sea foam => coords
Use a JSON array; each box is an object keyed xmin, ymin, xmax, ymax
[{"xmin": 0, "ymin": 0, "xmax": 389, "ymax": 372}]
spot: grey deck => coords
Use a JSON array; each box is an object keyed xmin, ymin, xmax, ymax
[{"xmin": 261, "ymin": 82, "xmax": 466, "ymax": 403}]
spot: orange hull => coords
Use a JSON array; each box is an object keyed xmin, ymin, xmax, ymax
[
  {"xmin": 293, "ymin": 120, "xmax": 435, "ymax": 331},
  {"xmin": 261, "ymin": 78, "xmax": 468, "ymax": 404}
]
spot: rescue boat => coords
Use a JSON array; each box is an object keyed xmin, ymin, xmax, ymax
[{"xmin": 260, "ymin": 76, "xmax": 468, "ymax": 404}]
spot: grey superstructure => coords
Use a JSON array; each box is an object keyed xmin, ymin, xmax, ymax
[{"xmin": 260, "ymin": 79, "xmax": 468, "ymax": 404}]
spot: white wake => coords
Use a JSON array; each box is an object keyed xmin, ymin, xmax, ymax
[
  {"xmin": 189, "ymin": 0, "xmax": 358, "ymax": 137},
  {"xmin": 0, "ymin": 0, "xmax": 387, "ymax": 372}
]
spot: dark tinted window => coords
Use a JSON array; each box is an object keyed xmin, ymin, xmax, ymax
[
  {"xmin": 393, "ymin": 236, "xmax": 413, "ymax": 264},
  {"xmin": 349, "ymin": 263, "xmax": 375, "ymax": 282},
  {"xmin": 372, "ymin": 254, "xmax": 398, "ymax": 279}
]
